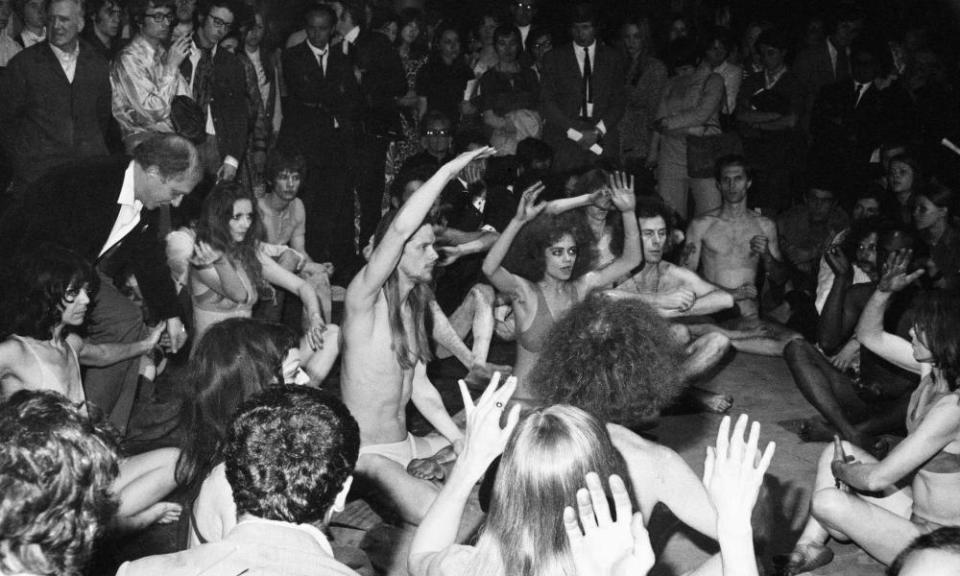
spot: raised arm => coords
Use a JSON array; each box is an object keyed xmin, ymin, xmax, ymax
[
  {"xmin": 190, "ymin": 243, "xmax": 251, "ymax": 304},
  {"xmin": 855, "ymin": 249, "xmax": 924, "ymax": 374},
  {"xmin": 481, "ymin": 181, "xmax": 547, "ymax": 295},
  {"xmin": 581, "ymin": 172, "xmax": 642, "ymax": 290},
  {"xmin": 349, "ymin": 147, "xmax": 496, "ymax": 309}
]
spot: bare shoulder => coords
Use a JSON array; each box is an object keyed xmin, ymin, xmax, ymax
[
  {"xmin": 690, "ymin": 210, "xmax": 722, "ymax": 230},
  {"xmin": 607, "ymin": 422, "xmax": 677, "ymax": 466},
  {"xmin": 756, "ymin": 213, "xmax": 778, "ymax": 234}
]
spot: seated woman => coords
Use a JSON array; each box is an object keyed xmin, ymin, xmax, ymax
[
  {"xmin": 886, "ymin": 153, "xmax": 923, "ymax": 227},
  {"xmin": 479, "ymin": 25, "xmax": 541, "ymax": 153},
  {"xmin": 408, "ymin": 374, "xmax": 774, "ymax": 576},
  {"xmin": 0, "ymin": 245, "xmax": 181, "ymax": 530},
  {"xmin": 189, "ymin": 182, "xmax": 336, "ymax": 381},
  {"xmin": 481, "ymin": 173, "xmax": 641, "ymax": 391},
  {"xmin": 175, "ymin": 317, "xmax": 311, "ymax": 547},
  {"xmin": 784, "ymin": 252, "xmax": 960, "ymax": 573},
  {"xmin": 912, "ymin": 182, "xmax": 960, "ymax": 291}
]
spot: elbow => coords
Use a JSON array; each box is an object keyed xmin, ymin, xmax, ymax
[
  {"xmin": 718, "ymin": 291, "xmax": 735, "ymax": 310},
  {"xmin": 481, "ymin": 262, "xmax": 498, "ymax": 278}
]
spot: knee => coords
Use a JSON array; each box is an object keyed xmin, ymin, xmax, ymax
[
  {"xmin": 671, "ymin": 323, "xmax": 691, "ymax": 344},
  {"xmin": 470, "ymin": 284, "xmax": 495, "ymax": 308},
  {"xmin": 783, "ymin": 338, "xmax": 812, "ymax": 364},
  {"xmin": 810, "ymin": 487, "xmax": 850, "ymax": 525},
  {"xmin": 701, "ymin": 332, "xmax": 731, "ymax": 357}
]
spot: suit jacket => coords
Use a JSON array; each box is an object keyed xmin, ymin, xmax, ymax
[
  {"xmin": 278, "ymin": 41, "xmax": 360, "ymax": 166},
  {"xmin": 117, "ymin": 521, "xmax": 359, "ymax": 576},
  {"xmin": 810, "ymin": 79, "xmax": 885, "ymax": 165},
  {"xmin": 793, "ymin": 39, "xmax": 849, "ymax": 131},
  {"xmin": 0, "ymin": 157, "xmax": 180, "ymax": 320},
  {"xmin": 350, "ymin": 29, "xmax": 406, "ymax": 136},
  {"xmin": 0, "ymin": 40, "xmax": 110, "ymax": 184},
  {"xmin": 207, "ymin": 46, "xmax": 268, "ymax": 163},
  {"xmin": 539, "ymin": 42, "xmax": 625, "ymax": 168}
]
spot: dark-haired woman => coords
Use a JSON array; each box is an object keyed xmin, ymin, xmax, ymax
[
  {"xmin": 618, "ymin": 17, "xmax": 667, "ymax": 171},
  {"xmin": 0, "ymin": 245, "xmax": 181, "ymax": 530},
  {"xmin": 189, "ymin": 182, "xmax": 328, "ymax": 351},
  {"xmin": 481, "ymin": 173, "xmax": 641, "ymax": 394},
  {"xmin": 785, "ymin": 254, "xmax": 960, "ymax": 573}
]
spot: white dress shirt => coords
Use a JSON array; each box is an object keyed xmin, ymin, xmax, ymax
[
  {"xmin": 49, "ymin": 42, "xmax": 79, "ymax": 83},
  {"xmin": 99, "ymin": 161, "xmax": 144, "ymax": 258}
]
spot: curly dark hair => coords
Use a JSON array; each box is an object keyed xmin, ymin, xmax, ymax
[
  {"xmin": 502, "ymin": 211, "xmax": 597, "ymax": 283},
  {"xmin": 888, "ymin": 526, "xmax": 960, "ymax": 576},
  {"xmin": 266, "ymin": 148, "xmax": 306, "ymax": 189},
  {"xmin": 527, "ymin": 293, "xmax": 686, "ymax": 424},
  {"xmin": 0, "ymin": 390, "xmax": 119, "ymax": 576},
  {"xmin": 224, "ymin": 385, "xmax": 360, "ymax": 523},
  {"xmin": 909, "ymin": 289, "xmax": 960, "ymax": 390},
  {"xmin": 174, "ymin": 317, "xmax": 298, "ymax": 488},
  {"xmin": 0, "ymin": 244, "xmax": 97, "ymax": 340},
  {"xmin": 195, "ymin": 181, "xmax": 271, "ymax": 301}
]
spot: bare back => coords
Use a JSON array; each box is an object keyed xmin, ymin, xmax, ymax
[
  {"xmin": 0, "ymin": 336, "xmax": 84, "ymax": 404},
  {"xmin": 341, "ymin": 289, "xmax": 416, "ymax": 446}
]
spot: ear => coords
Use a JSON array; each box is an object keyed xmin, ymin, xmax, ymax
[
  {"xmin": 77, "ymin": 15, "xmax": 84, "ymax": 33},
  {"xmin": 332, "ymin": 475, "xmax": 353, "ymax": 513},
  {"xmin": 145, "ymin": 165, "xmax": 162, "ymax": 180}
]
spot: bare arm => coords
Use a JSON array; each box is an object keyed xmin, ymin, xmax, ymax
[
  {"xmin": 260, "ymin": 252, "xmax": 323, "ymax": 323},
  {"xmin": 672, "ymin": 267, "xmax": 735, "ymax": 316},
  {"xmin": 190, "ymin": 244, "xmax": 251, "ymax": 304},
  {"xmin": 482, "ymin": 181, "xmax": 547, "ymax": 296},
  {"xmin": 855, "ymin": 250, "xmax": 924, "ymax": 374},
  {"xmin": 682, "ymin": 219, "xmax": 706, "ymax": 272},
  {"xmin": 68, "ymin": 325, "xmax": 163, "ymax": 367},
  {"xmin": 348, "ymin": 147, "xmax": 495, "ymax": 311},
  {"xmin": 580, "ymin": 173, "xmax": 642, "ymax": 291}
]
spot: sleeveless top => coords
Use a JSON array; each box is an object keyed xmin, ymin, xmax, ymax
[
  {"xmin": 517, "ymin": 284, "xmax": 578, "ymax": 355},
  {"xmin": 9, "ymin": 335, "xmax": 85, "ymax": 405},
  {"xmin": 906, "ymin": 373, "xmax": 960, "ymax": 527}
]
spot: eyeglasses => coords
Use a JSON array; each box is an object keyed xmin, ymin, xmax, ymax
[
  {"xmin": 515, "ymin": 2, "xmax": 535, "ymax": 9},
  {"xmin": 207, "ymin": 13, "xmax": 233, "ymax": 30},
  {"xmin": 858, "ymin": 243, "xmax": 877, "ymax": 252},
  {"xmin": 534, "ymin": 39, "xmax": 552, "ymax": 50},
  {"xmin": 144, "ymin": 11, "xmax": 174, "ymax": 24},
  {"xmin": 424, "ymin": 129, "xmax": 450, "ymax": 137}
]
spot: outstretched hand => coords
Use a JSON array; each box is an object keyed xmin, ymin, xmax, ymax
[
  {"xmin": 703, "ymin": 414, "xmax": 775, "ymax": 527},
  {"xmin": 878, "ymin": 249, "xmax": 924, "ymax": 293},
  {"xmin": 445, "ymin": 146, "xmax": 497, "ymax": 177},
  {"xmin": 564, "ymin": 473, "xmax": 655, "ymax": 576},
  {"xmin": 514, "ymin": 181, "xmax": 547, "ymax": 223},
  {"xmin": 607, "ymin": 171, "xmax": 636, "ymax": 212},
  {"xmin": 456, "ymin": 373, "xmax": 522, "ymax": 481}
]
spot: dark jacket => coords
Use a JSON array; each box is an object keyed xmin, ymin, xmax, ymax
[
  {"xmin": 0, "ymin": 40, "xmax": 111, "ymax": 184},
  {"xmin": 209, "ymin": 46, "xmax": 267, "ymax": 163},
  {"xmin": 351, "ymin": 29, "xmax": 406, "ymax": 136},
  {"xmin": 278, "ymin": 41, "xmax": 360, "ymax": 165},
  {"xmin": 0, "ymin": 157, "xmax": 181, "ymax": 320}
]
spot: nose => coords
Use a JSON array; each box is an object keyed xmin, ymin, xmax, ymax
[
  {"xmin": 78, "ymin": 289, "xmax": 90, "ymax": 304},
  {"xmin": 171, "ymin": 195, "xmax": 183, "ymax": 207}
]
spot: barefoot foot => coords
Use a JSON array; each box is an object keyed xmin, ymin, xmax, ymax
[
  {"xmin": 689, "ymin": 387, "xmax": 733, "ymax": 414},
  {"xmin": 116, "ymin": 502, "xmax": 182, "ymax": 532},
  {"xmin": 776, "ymin": 542, "xmax": 834, "ymax": 575}
]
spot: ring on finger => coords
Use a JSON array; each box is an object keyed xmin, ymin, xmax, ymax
[{"xmin": 495, "ymin": 401, "xmax": 504, "ymax": 408}]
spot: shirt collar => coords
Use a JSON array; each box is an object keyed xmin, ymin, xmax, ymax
[
  {"xmin": 49, "ymin": 41, "xmax": 79, "ymax": 61},
  {"xmin": 235, "ymin": 516, "xmax": 334, "ymax": 556},
  {"xmin": 119, "ymin": 161, "xmax": 142, "ymax": 210},
  {"xmin": 307, "ymin": 39, "xmax": 329, "ymax": 57},
  {"xmin": 22, "ymin": 27, "xmax": 45, "ymax": 43},
  {"xmin": 344, "ymin": 26, "xmax": 360, "ymax": 44},
  {"xmin": 574, "ymin": 41, "xmax": 596, "ymax": 54}
]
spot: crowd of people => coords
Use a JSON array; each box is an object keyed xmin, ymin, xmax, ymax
[{"xmin": 1, "ymin": 0, "xmax": 960, "ymax": 575}]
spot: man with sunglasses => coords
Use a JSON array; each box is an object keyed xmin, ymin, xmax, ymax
[
  {"xmin": 181, "ymin": 0, "xmax": 266, "ymax": 182},
  {"xmin": 110, "ymin": 0, "xmax": 190, "ymax": 150}
]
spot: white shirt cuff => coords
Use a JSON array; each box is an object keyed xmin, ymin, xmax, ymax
[
  {"xmin": 595, "ymin": 120, "xmax": 607, "ymax": 135},
  {"xmin": 566, "ymin": 128, "xmax": 584, "ymax": 142},
  {"xmin": 223, "ymin": 155, "xmax": 239, "ymax": 169},
  {"xmin": 589, "ymin": 144, "xmax": 603, "ymax": 155}
]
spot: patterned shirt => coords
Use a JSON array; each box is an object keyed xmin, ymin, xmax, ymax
[{"xmin": 110, "ymin": 34, "xmax": 188, "ymax": 141}]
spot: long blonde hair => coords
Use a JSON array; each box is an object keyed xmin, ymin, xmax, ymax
[{"xmin": 469, "ymin": 405, "xmax": 634, "ymax": 576}]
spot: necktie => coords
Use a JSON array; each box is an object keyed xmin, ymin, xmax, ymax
[
  {"xmin": 581, "ymin": 46, "xmax": 592, "ymax": 118},
  {"xmin": 193, "ymin": 47, "xmax": 214, "ymax": 108},
  {"xmin": 317, "ymin": 49, "xmax": 327, "ymax": 76}
]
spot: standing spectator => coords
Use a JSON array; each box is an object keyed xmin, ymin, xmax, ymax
[
  {"xmin": 415, "ymin": 23, "xmax": 474, "ymax": 129},
  {"xmin": 525, "ymin": 27, "xmax": 551, "ymax": 79},
  {"xmin": 648, "ymin": 37, "xmax": 724, "ymax": 218},
  {"xmin": 540, "ymin": 3, "xmax": 625, "ymax": 172},
  {"xmin": 702, "ymin": 25, "xmax": 742, "ymax": 118},
  {"xmin": 181, "ymin": 0, "xmax": 267, "ymax": 183},
  {"xmin": 388, "ymin": 8, "xmax": 428, "ymax": 174},
  {"xmin": 736, "ymin": 29, "xmax": 804, "ymax": 214},
  {"xmin": 111, "ymin": 0, "xmax": 190, "ymax": 150},
  {"xmin": 468, "ymin": 10, "xmax": 499, "ymax": 78},
  {"xmin": 792, "ymin": 7, "xmax": 864, "ymax": 132},
  {"xmin": 0, "ymin": 0, "xmax": 20, "ymax": 69},
  {"xmin": 479, "ymin": 24, "xmax": 541, "ymax": 152},
  {"xmin": 82, "ymin": 0, "xmax": 122, "ymax": 59},
  {"xmin": 617, "ymin": 16, "xmax": 667, "ymax": 174},
  {"xmin": 508, "ymin": 0, "xmax": 537, "ymax": 53},
  {"xmin": 240, "ymin": 7, "xmax": 281, "ymax": 143},
  {"xmin": 0, "ymin": 0, "xmax": 111, "ymax": 192},
  {"xmin": 278, "ymin": 3, "xmax": 359, "ymax": 272},
  {"xmin": 12, "ymin": 0, "xmax": 44, "ymax": 46},
  {"xmin": 172, "ymin": 0, "xmax": 195, "ymax": 39},
  {"xmin": 347, "ymin": 3, "xmax": 407, "ymax": 265}
]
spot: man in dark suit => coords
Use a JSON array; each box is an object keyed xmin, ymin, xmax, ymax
[
  {"xmin": 118, "ymin": 386, "xmax": 362, "ymax": 576},
  {"xmin": 0, "ymin": 133, "xmax": 201, "ymax": 432},
  {"xmin": 539, "ymin": 3, "xmax": 625, "ymax": 172},
  {"xmin": 181, "ymin": 0, "xmax": 267, "ymax": 183},
  {"xmin": 793, "ymin": 8, "xmax": 863, "ymax": 133},
  {"xmin": 278, "ymin": 3, "xmax": 360, "ymax": 273},
  {"xmin": 340, "ymin": 2, "xmax": 407, "ymax": 270},
  {"xmin": 0, "ymin": 0, "xmax": 111, "ymax": 193}
]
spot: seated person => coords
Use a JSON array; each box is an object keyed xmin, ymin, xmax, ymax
[
  {"xmin": 788, "ymin": 228, "xmax": 922, "ymax": 449},
  {"xmin": 607, "ymin": 200, "xmax": 734, "ymax": 412},
  {"xmin": 1, "ymin": 390, "xmax": 120, "ymax": 576},
  {"xmin": 481, "ymin": 173, "xmax": 641, "ymax": 391},
  {"xmin": 256, "ymin": 149, "xmax": 336, "ymax": 322},
  {"xmin": 778, "ymin": 184, "xmax": 850, "ymax": 290},
  {"xmin": 120, "ymin": 385, "xmax": 363, "ymax": 576},
  {"xmin": 681, "ymin": 155, "xmax": 802, "ymax": 356},
  {"xmin": 814, "ymin": 218, "xmax": 882, "ymax": 315},
  {"xmin": 0, "ymin": 245, "xmax": 180, "ymax": 530},
  {"xmin": 342, "ymin": 147, "xmax": 495, "ymax": 524},
  {"xmin": 912, "ymin": 182, "xmax": 960, "ymax": 291},
  {"xmin": 399, "ymin": 111, "xmax": 457, "ymax": 174},
  {"xmin": 783, "ymin": 261, "xmax": 960, "ymax": 574},
  {"xmin": 852, "ymin": 188, "xmax": 884, "ymax": 222}
]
